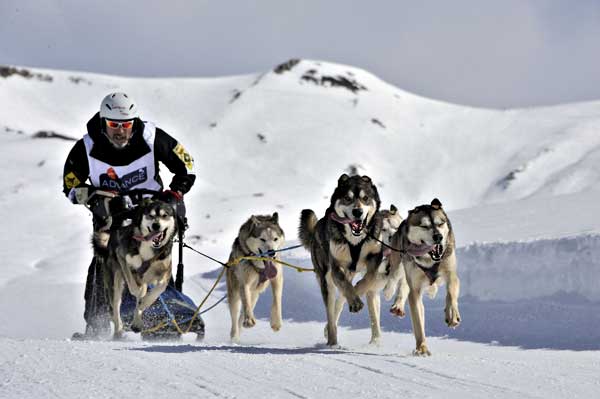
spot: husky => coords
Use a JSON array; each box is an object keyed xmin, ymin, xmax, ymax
[
  {"xmin": 332, "ymin": 204, "xmax": 410, "ymax": 344},
  {"xmin": 388, "ymin": 198, "xmax": 461, "ymax": 356},
  {"xmin": 105, "ymin": 199, "xmax": 177, "ymax": 339},
  {"xmin": 299, "ymin": 174, "xmax": 384, "ymax": 346},
  {"xmin": 226, "ymin": 213, "xmax": 285, "ymax": 343},
  {"xmin": 379, "ymin": 205, "xmax": 410, "ymax": 315}
]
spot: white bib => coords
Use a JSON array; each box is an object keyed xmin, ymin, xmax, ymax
[{"xmin": 82, "ymin": 122, "xmax": 162, "ymax": 193}]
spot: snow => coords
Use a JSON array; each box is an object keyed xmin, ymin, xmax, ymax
[{"xmin": 0, "ymin": 60, "xmax": 599, "ymax": 398}]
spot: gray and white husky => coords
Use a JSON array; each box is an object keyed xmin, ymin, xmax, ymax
[
  {"xmin": 388, "ymin": 198, "xmax": 461, "ymax": 356},
  {"xmin": 105, "ymin": 200, "xmax": 177, "ymax": 339},
  {"xmin": 226, "ymin": 213, "xmax": 285, "ymax": 343},
  {"xmin": 299, "ymin": 174, "xmax": 384, "ymax": 346}
]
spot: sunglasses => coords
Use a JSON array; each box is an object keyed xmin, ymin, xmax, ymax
[{"xmin": 105, "ymin": 119, "xmax": 134, "ymax": 129}]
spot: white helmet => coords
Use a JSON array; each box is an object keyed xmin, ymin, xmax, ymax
[{"xmin": 99, "ymin": 92, "xmax": 139, "ymax": 120}]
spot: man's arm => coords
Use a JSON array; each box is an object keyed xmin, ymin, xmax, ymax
[
  {"xmin": 154, "ymin": 128, "xmax": 196, "ymax": 194},
  {"xmin": 63, "ymin": 140, "xmax": 92, "ymax": 203}
]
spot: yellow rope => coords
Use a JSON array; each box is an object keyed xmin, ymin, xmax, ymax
[
  {"xmin": 141, "ymin": 266, "xmax": 226, "ymax": 335},
  {"xmin": 140, "ymin": 253, "xmax": 313, "ymax": 335},
  {"xmin": 235, "ymin": 256, "xmax": 315, "ymax": 273}
]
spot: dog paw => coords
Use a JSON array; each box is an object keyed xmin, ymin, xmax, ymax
[
  {"xmin": 445, "ymin": 305, "xmax": 461, "ymax": 328},
  {"xmin": 130, "ymin": 324, "xmax": 142, "ymax": 333},
  {"xmin": 113, "ymin": 331, "xmax": 127, "ymax": 341},
  {"xmin": 271, "ymin": 320, "xmax": 282, "ymax": 332},
  {"xmin": 243, "ymin": 315, "xmax": 256, "ymax": 328},
  {"xmin": 413, "ymin": 343, "xmax": 431, "ymax": 356},
  {"xmin": 131, "ymin": 317, "xmax": 144, "ymax": 333},
  {"xmin": 348, "ymin": 297, "xmax": 364, "ymax": 313},
  {"xmin": 390, "ymin": 305, "xmax": 406, "ymax": 318},
  {"xmin": 369, "ymin": 337, "xmax": 381, "ymax": 346}
]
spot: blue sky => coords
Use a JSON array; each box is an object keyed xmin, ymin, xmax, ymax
[{"xmin": 2, "ymin": 0, "xmax": 600, "ymax": 108}]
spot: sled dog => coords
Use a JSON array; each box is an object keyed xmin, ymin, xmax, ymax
[
  {"xmin": 379, "ymin": 205, "xmax": 410, "ymax": 318},
  {"xmin": 299, "ymin": 174, "xmax": 384, "ymax": 346},
  {"xmin": 388, "ymin": 198, "xmax": 461, "ymax": 356},
  {"xmin": 331, "ymin": 203, "xmax": 410, "ymax": 344},
  {"xmin": 226, "ymin": 213, "xmax": 285, "ymax": 342},
  {"xmin": 105, "ymin": 199, "xmax": 177, "ymax": 339}
]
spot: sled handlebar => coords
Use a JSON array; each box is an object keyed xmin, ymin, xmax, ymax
[{"xmin": 86, "ymin": 188, "xmax": 160, "ymax": 205}]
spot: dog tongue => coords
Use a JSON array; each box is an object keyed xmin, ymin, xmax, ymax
[
  {"xmin": 406, "ymin": 243, "xmax": 434, "ymax": 256},
  {"xmin": 259, "ymin": 261, "xmax": 278, "ymax": 283},
  {"xmin": 134, "ymin": 230, "xmax": 163, "ymax": 242}
]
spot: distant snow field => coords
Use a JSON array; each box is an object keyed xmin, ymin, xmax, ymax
[{"xmin": 1, "ymin": 60, "xmax": 599, "ymax": 398}]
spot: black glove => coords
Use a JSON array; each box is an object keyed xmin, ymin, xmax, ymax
[
  {"xmin": 158, "ymin": 190, "xmax": 186, "ymax": 220},
  {"xmin": 89, "ymin": 196, "xmax": 109, "ymax": 220},
  {"xmin": 108, "ymin": 196, "xmax": 133, "ymax": 216},
  {"xmin": 158, "ymin": 189, "xmax": 182, "ymax": 204}
]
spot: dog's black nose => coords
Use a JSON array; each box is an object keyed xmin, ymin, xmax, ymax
[
  {"xmin": 152, "ymin": 222, "xmax": 161, "ymax": 231},
  {"xmin": 352, "ymin": 208, "xmax": 363, "ymax": 218},
  {"xmin": 433, "ymin": 233, "xmax": 443, "ymax": 243}
]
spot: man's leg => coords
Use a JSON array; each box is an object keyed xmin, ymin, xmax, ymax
[{"xmin": 83, "ymin": 256, "xmax": 111, "ymax": 336}]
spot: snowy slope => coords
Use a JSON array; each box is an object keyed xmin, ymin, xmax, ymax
[{"xmin": 1, "ymin": 61, "xmax": 599, "ymax": 398}]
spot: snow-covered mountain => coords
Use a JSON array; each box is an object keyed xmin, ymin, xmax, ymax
[{"xmin": 1, "ymin": 60, "xmax": 599, "ymax": 398}]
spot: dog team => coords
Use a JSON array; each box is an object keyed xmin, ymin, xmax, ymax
[
  {"xmin": 229, "ymin": 173, "xmax": 460, "ymax": 355},
  {"xmin": 100, "ymin": 172, "xmax": 460, "ymax": 356}
]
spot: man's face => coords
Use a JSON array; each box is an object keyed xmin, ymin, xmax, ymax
[{"xmin": 105, "ymin": 119, "xmax": 134, "ymax": 148}]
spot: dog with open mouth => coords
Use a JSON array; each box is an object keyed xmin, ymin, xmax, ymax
[
  {"xmin": 387, "ymin": 198, "xmax": 461, "ymax": 356},
  {"xmin": 105, "ymin": 199, "xmax": 178, "ymax": 339},
  {"xmin": 226, "ymin": 213, "xmax": 285, "ymax": 343},
  {"xmin": 299, "ymin": 174, "xmax": 383, "ymax": 346},
  {"xmin": 327, "ymin": 203, "xmax": 411, "ymax": 345}
]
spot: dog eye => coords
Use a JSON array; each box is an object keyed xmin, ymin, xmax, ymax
[
  {"xmin": 436, "ymin": 221, "xmax": 446, "ymax": 227},
  {"xmin": 260, "ymin": 238, "xmax": 267, "ymax": 242},
  {"xmin": 274, "ymin": 237, "xmax": 278, "ymax": 241},
  {"xmin": 362, "ymin": 196, "xmax": 369, "ymax": 202}
]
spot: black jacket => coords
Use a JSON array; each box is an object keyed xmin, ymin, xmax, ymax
[{"xmin": 62, "ymin": 112, "xmax": 196, "ymax": 197}]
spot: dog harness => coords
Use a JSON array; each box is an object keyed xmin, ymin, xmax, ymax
[
  {"xmin": 329, "ymin": 212, "xmax": 367, "ymax": 272},
  {"xmin": 132, "ymin": 232, "xmax": 171, "ymax": 278},
  {"xmin": 82, "ymin": 122, "xmax": 162, "ymax": 193},
  {"xmin": 416, "ymin": 262, "xmax": 440, "ymax": 285}
]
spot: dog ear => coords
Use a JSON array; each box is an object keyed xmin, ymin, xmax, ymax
[
  {"xmin": 390, "ymin": 204, "xmax": 397, "ymax": 214},
  {"xmin": 271, "ymin": 212, "xmax": 279, "ymax": 223},
  {"xmin": 250, "ymin": 215, "xmax": 260, "ymax": 226},
  {"xmin": 338, "ymin": 174, "xmax": 350, "ymax": 184},
  {"xmin": 361, "ymin": 175, "xmax": 371, "ymax": 183},
  {"xmin": 431, "ymin": 198, "xmax": 442, "ymax": 209}
]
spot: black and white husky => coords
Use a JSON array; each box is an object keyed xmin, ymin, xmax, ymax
[
  {"xmin": 105, "ymin": 199, "xmax": 177, "ymax": 339},
  {"xmin": 299, "ymin": 174, "xmax": 384, "ymax": 346}
]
